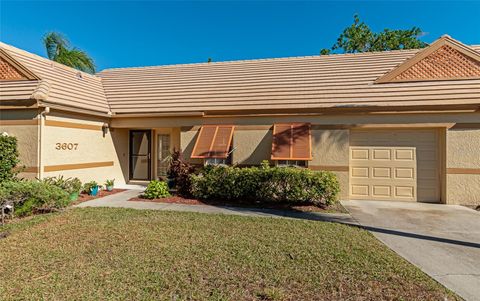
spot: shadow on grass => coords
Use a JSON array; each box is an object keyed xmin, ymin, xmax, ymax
[{"xmin": 207, "ymin": 205, "xmax": 480, "ymax": 250}]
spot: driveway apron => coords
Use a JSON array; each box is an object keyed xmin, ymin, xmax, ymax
[{"xmin": 342, "ymin": 200, "xmax": 480, "ymax": 301}]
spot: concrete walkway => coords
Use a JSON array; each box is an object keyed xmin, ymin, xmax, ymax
[
  {"xmin": 342, "ymin": 200, "xmax": 480, "ymax": 301},
  {"xmin": 75, "ymin": 189, "xmax": 354, "ymax": 224}
]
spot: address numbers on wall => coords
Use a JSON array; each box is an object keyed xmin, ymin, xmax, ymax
[{"xmin": 55, "ymin": 143, "xmax": 79, "ymax": 150}]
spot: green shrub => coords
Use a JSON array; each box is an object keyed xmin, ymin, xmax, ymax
[
  {"xmin": 0, "ymin": 133, "xmax": 20, "ymax": 182},
  {"xmin": 143, "ymin": 180, "xmax": 171, "ymax": 199},
  {"xmin": 0, "ymin": 180, "xmax": 70, "ymax": 216},
  {"xmin": 190, "ymin": 165, "xmax": 340, "ymax": 206},
  {"xmin": 42, "ymin": 176, "xmax": 82, "ymax": 194}
]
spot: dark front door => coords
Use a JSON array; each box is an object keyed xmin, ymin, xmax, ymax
[{"xmin": 129, "ymin": 130, "xmax": 151, "ymax": 181}]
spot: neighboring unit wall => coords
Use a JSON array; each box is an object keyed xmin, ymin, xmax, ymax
[
  {"xmin": 41, "ymin": 111, "xmax": 128, "ymax": 185},
  {"xmin": 0, "ymin": 109, "xmax": 39, "ymax": 179},
  {"xmin": 310, "ymin": 129, "xmax": 350, "ymax": 200},
  {"xmin": 446, "ymin": 126, "xmax": 480, "ymax": 205}
]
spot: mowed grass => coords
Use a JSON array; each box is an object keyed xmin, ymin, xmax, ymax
[{"xmin": 0, "ymin": 208, "xmax": 457, "ymax": 301}]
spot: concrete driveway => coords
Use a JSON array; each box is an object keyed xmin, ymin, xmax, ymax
[{"xmin": 342, "ymin": 200, "xmax": 480, "ymax": 301}]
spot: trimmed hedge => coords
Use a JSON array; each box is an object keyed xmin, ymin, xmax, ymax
[
  {"xmin": 0, "ymin": 133, "xmax": 20, "ymax": 182},
  {"xmin": 0, "ymin": 180, "xmax": 70, "ymax": 217},
  {"xmin": 190, "ymin": 165, "xmax": 340, "ymax": 206}
]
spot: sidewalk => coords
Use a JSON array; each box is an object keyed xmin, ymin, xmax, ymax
[{"xmin": 74, "ymin": 189, "xmax": 355, "ymax": 224}]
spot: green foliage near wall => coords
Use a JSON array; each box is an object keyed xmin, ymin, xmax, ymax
[
  {"xmin": 0, "ymin": 134, "xmax": 20, "ymax": 182},
  {"xmin": 190, "ymin": 165, "xmax": 340, "ymax": 206},
  {"xmin": 0, "ymin": 180, "xmax": 70, "ymax": 216},
  {"xmin": 143, "ymin": 180, "xmax": 171, "ymax": 199}
]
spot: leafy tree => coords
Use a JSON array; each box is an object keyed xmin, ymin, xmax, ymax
[
  {"xmin": 321, "ymin": 14, "xmax": 427, "ymax": 54},
  {"xmin": 43, "ymin": 32, "xmax": 96, "ymax": 73}
]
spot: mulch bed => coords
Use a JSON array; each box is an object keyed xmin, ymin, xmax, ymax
[
  {"xmin": 72, "ymin": 189, "xmax": 127, "ymax": 205},
  {"xmin": 128, "ymin": 195, "xmax": 346, "ymax": 213}
]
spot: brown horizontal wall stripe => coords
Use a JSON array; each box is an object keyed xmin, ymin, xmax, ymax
[
  {"xmin": 451, "ymin": 123, "xmax": 480, "ymax": 129},
  {"xmin": 447, "ymin": 168, "xmax": 480, "ymax": 175},
  {"xmin": 310, "ymin": 165, "xmax": 349, "ymax": 172},
  {"xmin": 45, "ymin": 120, "xmax": 103, "ymax": 131},
  {"xmin": 13, "ymin": 166, "xmax": 38, "ymax": 173},
  {"xmin": 0, "ymin": 119, "xmax": 37, "ymax": 125},
  {"xmin": 44, "ymin": 161, "xmax": 114, "ymax": 172}
]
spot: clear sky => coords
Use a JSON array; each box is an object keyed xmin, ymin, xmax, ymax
[{"xmin": 1, "ymin": 1, "xmax": 479, "ymax": 71}]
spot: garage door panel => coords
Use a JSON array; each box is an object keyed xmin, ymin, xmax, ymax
[
  {"xmin": 350, "ymin": 129, "xmax": 439, "ymax": 203},
  {"xmin": 351, "ymin": 185, "xmax": 369, "ymax": 196},
  {"xmin": 395, "ymin": 186, "xmax": 415, "ymax": 198},
  {"xmin": 372, "ymin": 185, "xmax": 391, "ymax": 197},
  {"xmin": 351, "ymin": 149, "xmax": 369, "ymax": 160},
  {"xmin": 395, "ymin": 168, "xmax": 415, "ymax": 179},
  {"xmin": 372, "ymin": 167, "xmax": 390, "ymax": 178},
  {"xmin": 395, "ymin": 149, "xmax": 415, "ymax": 160},
  {"xmin": 372, "ymin": 149, "xmax": 391, "ymax": 160},
  {"xmin": 351, "ymin": 167, "xmax": 369, "ymax": 178}
]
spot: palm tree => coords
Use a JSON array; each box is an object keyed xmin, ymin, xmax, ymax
[{"xmin": 43, "ymin": 32, "xmax": 96, "ymax": 73}]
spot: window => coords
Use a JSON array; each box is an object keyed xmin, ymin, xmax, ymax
[
  {"xmin": 205, "ymin": 158, "xmax": 227, "ymax": 165},
  {"xmin": 271, "ymin": 123, "xmax": 312, "ymax": 161},
  {"xmin": 276, "ymin": 160, "xmax": 307, "ymax": 168},
  {"xmin": 191, "ymin": 125, "xmax": 235, "ymax": 165},
  {"xmin": 157, "ymin": 134, "xmax": 170, "ymax": 177}
]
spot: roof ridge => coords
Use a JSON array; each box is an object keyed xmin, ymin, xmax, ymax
[
  {"xmin": 0, "ymin": 41, "xmax": 101, "ymax": 81},
  {"xmin": 98, "ymin": 48, "xmax": 421, "ymax": 73}
]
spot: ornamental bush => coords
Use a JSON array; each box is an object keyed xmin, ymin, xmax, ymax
[
  {"xmin": 42, "ymin": 176, "xmax": 82, "ymax": 194},
  {"xmin": 0, "ymin": 180, "xmax": 70, "ymax": 217},
  {"xmin": 143, "ymin": 180, "xmax": 171, "ymax": 199},
  {"xmin": 167, "ymin": 150, "xmax": 195, "ymax": 196},
  {"xmin": 190, "ymin": 165, "xmax": 340, "ymax": 206},
  {"xmin": 0, "ymin": 133, "xmax": 20, "ymax": 182}
]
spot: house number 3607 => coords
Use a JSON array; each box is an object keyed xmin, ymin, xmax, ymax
[{"xmin": 55, "ymin": 143, "xmax": 78, "ymax": 150}]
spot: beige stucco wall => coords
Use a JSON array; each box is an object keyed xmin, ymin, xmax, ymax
[
  {"xmin": 0, "ymin": 109, "xmax": 39, "ymax": 179},
  {"xmin": 180, "ymin": 127, "xmax": 203, "ymax": 165},
  {"xmin": 41, "ymin": 111, "xmax": 128, "ymax": 186},
  {"xmin": 311, "ymin": 129, "xmax": 350, "ymax": 199},
  {"xmin": 232, "ymin": 128, "xmax": 272, "ymax": 165},
  {"xmin": 446, "ymin": 127, "xmax": 480, "ymax": 205}
]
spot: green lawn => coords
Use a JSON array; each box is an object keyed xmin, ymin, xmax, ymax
[{"xmin": 0, "ymin": 208, "xmax": 456, "ymax": 301}]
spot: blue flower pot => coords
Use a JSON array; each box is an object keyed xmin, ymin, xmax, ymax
[{"xmin": 89, "ymin": 186, "xmax": 99, "ymax": 196}]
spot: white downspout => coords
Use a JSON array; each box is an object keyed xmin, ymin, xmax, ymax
[{"xmin": 38, "ymin": 106, "xmax": 50, "ymax": 179}]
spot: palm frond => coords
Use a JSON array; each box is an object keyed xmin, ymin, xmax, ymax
[{"xmin": 42, "ymin": 32, "xmax": 96, "ymax": 74}]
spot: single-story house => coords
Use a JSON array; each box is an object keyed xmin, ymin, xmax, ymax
[{"xmin": 1, "ymin": 35, "xmax": 479, "ymax": 204}]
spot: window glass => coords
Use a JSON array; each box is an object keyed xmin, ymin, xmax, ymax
[{"xmin": 276, "ymin": 160, "xmax": 307, "ymax": 168}]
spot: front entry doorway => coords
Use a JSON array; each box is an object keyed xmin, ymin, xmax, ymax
[{"xmin": 129, "ymin": 130, "xmax": 151, "ymax": 181}]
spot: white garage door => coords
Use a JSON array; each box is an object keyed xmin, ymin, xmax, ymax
[{"xmin": 350, "ymin": 129, "xmax": 440, "ymax": 203}]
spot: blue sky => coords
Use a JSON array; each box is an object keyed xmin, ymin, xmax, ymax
[{"xmin": 1, "ymin": 1, "xmax": 479, "ymax": 71}]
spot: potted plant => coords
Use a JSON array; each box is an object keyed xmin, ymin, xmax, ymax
[
  {"xmin": 84, "ymin": 181, "xmax": 100, "ymax": 196},
  {"xmin": 67, "ymin": 178, "xmax": 82, "ymax": 201},
  {"xmin": 104, "ymin": 179, "xmax": 115, "ymax": 192}
]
